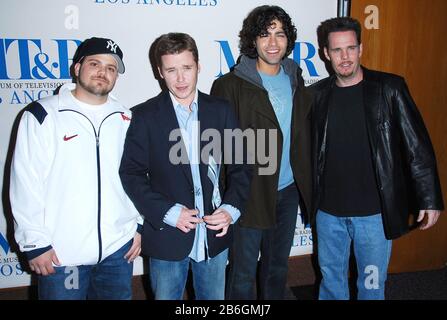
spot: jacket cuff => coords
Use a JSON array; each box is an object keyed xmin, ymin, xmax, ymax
[
  {"xmin": 136, "ymin": 224, "xmax": 143, "ymax": 234},
  {"xmin": 163, "ymin": 204, "xmax": 184, "ymax": 228},
  {"xmin": 219, "ymin": 203, "xmax": 241, "ymax": 224},
  {"xmin": 25, "ymin": 245, "xmax": 52, "ymax": 261}
]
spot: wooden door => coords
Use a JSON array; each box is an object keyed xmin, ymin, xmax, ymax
[{"xmin": 351, "ymin": 0, "xmax": 447, "ymax": 272}]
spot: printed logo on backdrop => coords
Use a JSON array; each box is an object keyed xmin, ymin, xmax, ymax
[
  {"xmin": 0, "ymin": 39, "xmax": 79, "ymax": 105},
  {"xmin": 0, "ymin": 232, "xmax": 9, "ymax": 255},
  {"xmin": 215, "ymin": 40, "xmax": 321, "ymax": 85},
  {"xmin": 93, "ymin": 0, "xmax": 218, "ymax": 6},
  {"xmin": 290, "ymin": 209, "xmax": 313, "ymax": 256},
  {"xmin": 0, "ymin": 232, "xmax": 25, "ymax": 278}
]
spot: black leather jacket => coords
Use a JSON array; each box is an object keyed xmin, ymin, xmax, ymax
[{"xmin": 311, "ymin": 67, "xmax": 444, "ymax": 239}]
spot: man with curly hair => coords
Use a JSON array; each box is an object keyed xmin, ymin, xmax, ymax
[{"xmin": 211, "ymin": 5, "xmax": 313, "ymax": 300}]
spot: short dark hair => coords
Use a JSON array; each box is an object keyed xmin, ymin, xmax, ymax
[
  {"xmin": 239, "ymin": 5, "xmax": 297, "ymax": 58},
  {"xmin": 153, "ymin": 32, "xmax": 199, "ymax": 68},
  {"xmin": 317, "ymin": 17, "xmax": 362, "ymax": 49}
]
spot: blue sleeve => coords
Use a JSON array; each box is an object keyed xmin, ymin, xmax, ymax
[
  {"xmin": 219, "ymin": 203, "xmax": 241, "ymax": 224},
  {"xmin": 163, "ymin": 203, "xmax": 184, "ymax": 228}
]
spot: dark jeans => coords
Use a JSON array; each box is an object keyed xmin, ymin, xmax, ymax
[
  {"xmin": 226, "ymin": 183, "xmax": 299, "ymax": 300},
  {"xmin": 38, "ymin": 240, "xmax": 133, "ymax": 300},
  {"xmin": 149, "ymin": 249, "xmax": 228, "ymax": 300}
]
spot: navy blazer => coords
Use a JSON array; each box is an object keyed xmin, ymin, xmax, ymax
[{"xmin": 119, "ymin": 90, "xmax": 252, "ymax": 260}]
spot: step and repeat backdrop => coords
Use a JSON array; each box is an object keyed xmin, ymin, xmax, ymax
[{"xmin": 0, "ymin": 0, "xmax": 337, "ymax": 288}]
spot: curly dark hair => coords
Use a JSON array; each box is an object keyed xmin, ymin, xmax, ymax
[
  {"xmin": 239, "ymin": 5, "xmax": 297, "ymax": 59},
  {"xmin": 317, "ymin": 17, "xmax": 362, "ymax": 50}
]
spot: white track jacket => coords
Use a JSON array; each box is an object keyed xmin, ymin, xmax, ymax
[{"xmin": 10, "ymin": 83, "xmax": 143, "ymax": 266}]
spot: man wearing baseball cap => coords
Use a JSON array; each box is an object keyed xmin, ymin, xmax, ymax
[
  {"xmin": 10, "ymin": 37, "xmax": 143, "ymax": 300},
  {"xmin": 73, "ymin": 37, "xmax": 125, "ymax": 74}
]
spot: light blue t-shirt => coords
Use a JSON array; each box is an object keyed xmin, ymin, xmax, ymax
[{"xmin": 259, "ymin": 66, "xmax": 294, "ymax": 190}]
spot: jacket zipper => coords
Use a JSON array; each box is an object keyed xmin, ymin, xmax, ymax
[{"xmin": 60, "ymin": 109, "xmax": 123, "ymax": 263}]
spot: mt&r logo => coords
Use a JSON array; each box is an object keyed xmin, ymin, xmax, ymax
[
  {"xmin": 0, "ymin": 232, "xmax": 10, "ymax": 255},
  {"xmin": 0, "ymin": 38, "xmax": 321, "ymax": 81},
  {"xmin": 0, "ymin": 39, "xmax": 81, "ymax": 80},
  {"xmin": 215, "ymin": 40, "xmax": 320, "ymax": 79}
]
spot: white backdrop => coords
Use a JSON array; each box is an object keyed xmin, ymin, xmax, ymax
[{"xmin": 0, "ymin": 0, "xmax": 337, "ymax": 289}]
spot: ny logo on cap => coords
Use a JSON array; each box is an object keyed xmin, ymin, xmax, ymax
[{"xmin": 106, "ymin": 40, "xmax": 118, "ymax": 53}]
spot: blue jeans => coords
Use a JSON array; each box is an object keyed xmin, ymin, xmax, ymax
[
  {"xmin": 226, "ymin": 183, "xmax": 299, "ymax": 300},
  {"xmin": 38, "ymin": 240, "xmax": 133, "ymax": 300},
  {"xmin": 316, "ymin": 210, "xmax": 392, "ymax": 300},
  {"xmin": 149, "ymin": 249, "xmax": 228, "ymax": 300}
]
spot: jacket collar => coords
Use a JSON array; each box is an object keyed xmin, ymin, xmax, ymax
[
  {"xmin": 320, "ymin": 65, "xmax": 375, "ymax": 88},
  {"xmin": 234, "ymin": 55, "xmax": 302, "ymax": 90},
  {"xmin": 316, "ymin": 66, "xmax": 381, "ymax": 152},
  {"xmin": 233, "ymin": 55, "xmax": 304, "ymax": 128},
  {"xmin": 155, "ymin": 90, "xmax": 215, "ymax": 189},
  {"xmin": 361, "ymin": 67, "xmax": 381, "ymax": 153},
  {"xmin": 57, "ymin": 82, "xmax": 123, "ymax": 113}
]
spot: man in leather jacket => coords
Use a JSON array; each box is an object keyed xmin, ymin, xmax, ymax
[{"xmin": 311, "ymin": 17, "xmax": 443, "ymax": 300}]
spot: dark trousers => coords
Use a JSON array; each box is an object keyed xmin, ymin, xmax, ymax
[
  {"xmin": 38, "ymin": 240, "xmax": 133, "ymax": 300},
  {"xmin": 226, "ymin": 183, "xmax": 299, "ymax": 300}
]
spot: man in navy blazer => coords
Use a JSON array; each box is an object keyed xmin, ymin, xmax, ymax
[{"xmin": 119, "ymin": 33, "xmax": 252, "ymax": 300}]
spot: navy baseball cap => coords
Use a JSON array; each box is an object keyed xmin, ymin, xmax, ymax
[{"xmin": 73, "ymin": 37, "xmax": 125, "ymax": 74}]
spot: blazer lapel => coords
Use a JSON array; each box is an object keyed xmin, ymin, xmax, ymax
[
  {"xmin": 362, "ymin": 68, "xmax": 381, "ymax": 156},
  {"xmin": 197, "ymin": 92, "xmax": 216, "ymax": 204},
  {"xmin": 317, "ymin": 82, "xmax": 332, "ymax": 152},
  {"xmin": 157, "ymin": 91, "xmax": 193, "ymax": 187}
]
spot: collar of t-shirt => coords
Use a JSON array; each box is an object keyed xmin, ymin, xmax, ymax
[{"xmin": 70, "ymin": 93, "xmax": 114, "ymax": 130}]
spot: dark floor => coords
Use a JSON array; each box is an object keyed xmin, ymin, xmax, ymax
[
  {"xmin": 1, "ymin": 266, "xmax": 446, "ymax": 300},
  {"xmin": 290, "ymin": 267, "xmax": 447, "ymax": 300}
]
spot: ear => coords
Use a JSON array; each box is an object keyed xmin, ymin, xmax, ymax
[
  {"xmin": 157, "ymin": 66, "xmax": 164, "ymax": 79},
  {"xmin": 198, "ymin": 62, "xmax": 201, "ymax": 74},
  {"xmin": 74, "ymin": 63, "xmax": 81, "ymax": 78},
  {"xmin": 324, "ymin": 47, "xmax": 330, "ymax": 61},
  {"xmin": 359, "ymin": 43, "xmax": 363, "ymax": 58}
]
